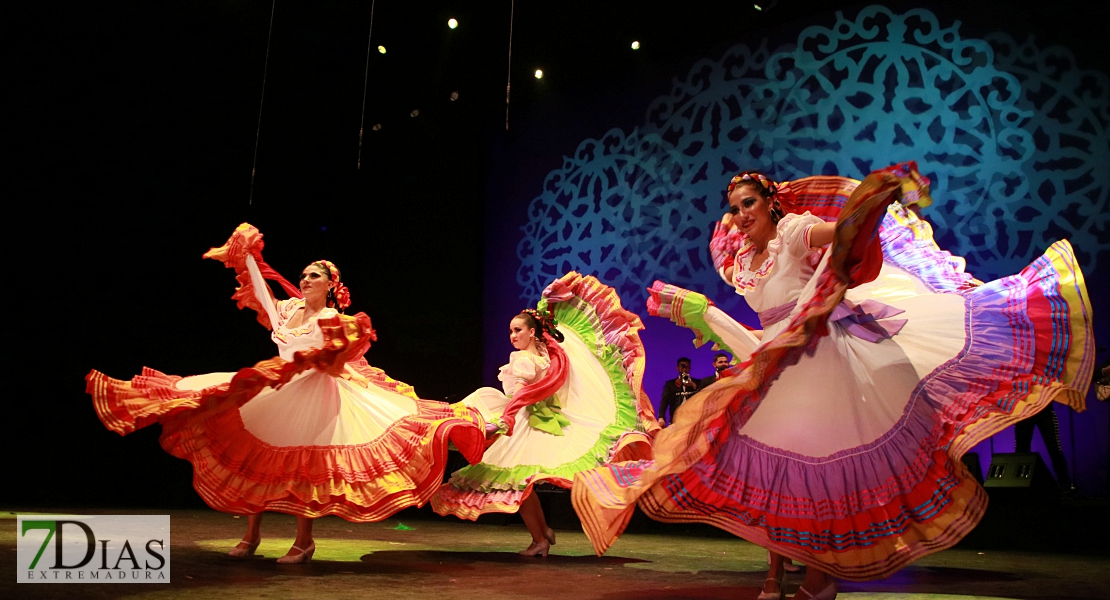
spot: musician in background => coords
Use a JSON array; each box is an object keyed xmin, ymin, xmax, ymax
[
  {"xmin": 659, "ymin": 357, "xmax": 700, "ymax": 427},
  {"xmin": 700, "ymin": 352, "xmax": 732, "ymax": 388}
]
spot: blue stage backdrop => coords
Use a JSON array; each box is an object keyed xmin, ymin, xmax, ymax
[{"xmin": 484, "ymin": 4, "xmax": 1109, "ymax": 494}]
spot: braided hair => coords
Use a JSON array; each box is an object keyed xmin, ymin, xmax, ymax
[{"xmin": 727, "ymin": 170, "xmax": 784, "ymax": 224}]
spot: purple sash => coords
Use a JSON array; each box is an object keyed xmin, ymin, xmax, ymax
[
  {"xmin": 758, "ymin": 299, "xmax": 907, "ymax": 343},
  {"xmin": 758, "ymin": 303, "xmax": 796, "ymax": 328}
]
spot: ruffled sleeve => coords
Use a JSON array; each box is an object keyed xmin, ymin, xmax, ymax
[
  {"xmin": 246, "ymin": 255, "xmax": 280, "ymax": 329},
  {"xmin": 203, "ymin": 223, "xmax": 303, "ymax": 330},
  {"xmin": 778, "ymin": 212, "xmax": 827, "ymax": 258},
  {"xmin": 497, "ymin": 351, "xmax": 544, "ymax": 398}
]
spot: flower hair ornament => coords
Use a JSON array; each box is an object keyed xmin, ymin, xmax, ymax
[
  {"xmin": 727, "ymin": 171, "xmax": 779, "ymax": 197},
  {"xmin": 727, "ymin": 170, "xmax": 787, "ymax": 223},
  {"xmin": 521, "ymin": 307, "xmax": 564, "ymax": 343},
  {"xmin": 313, "ymin": 260, "xmax": 351, "ymax": 312}
]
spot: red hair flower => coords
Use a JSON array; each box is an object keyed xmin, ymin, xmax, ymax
[{"xmin": 333, "ymin": 283, "xmax": 351, "ymax": 311}]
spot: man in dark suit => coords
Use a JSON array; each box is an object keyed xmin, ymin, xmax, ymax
[
  {"xmin": 659, "ymin": 357, "xmax": 699, "ymax": 427},
  {"xmin": 700, "ymin": 352, "xmax": 732, "ymax": 388}
]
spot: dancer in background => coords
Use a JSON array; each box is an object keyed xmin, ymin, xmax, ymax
[
  {"xmin": 86, "ymin": 224, "xmax": 487, "ymax": 563},
  {"xmin": 432, "ymin": 272, "xmax": 659, "ymax": 556},
  {"xmin": 572, "ymin": 164, "xmax": 1094, "ymax": 599}
]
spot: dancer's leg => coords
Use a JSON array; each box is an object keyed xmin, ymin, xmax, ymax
[
  {"xmin": 792, "ymin": 565, "xmax": 836, "ymax": 599},
  {"xmin": 277, "ymin": 517, "xmax": 315, "ymax": 563},
  {"xmin": 246, "ymin": 513, "xmax": 263, "ymax": 542},
  {"xmin": 229, "ymin": 513, "xmax": 263, "ymax": 557},
  {"xmin": 517, "ymin": 492, "xmax": 553, "ymax": 556},
  {"xmin": 292, "ymin": 516, "xmax": 314, "ymax": 551},
  {"xmin": 759, "ymin": 550, "xmax": 785, "ymax": 599}
]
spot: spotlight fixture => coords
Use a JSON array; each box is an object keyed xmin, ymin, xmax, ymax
[
  {"xmin": 754, "ymin": 4, "xmax": 762, "ymax": 9},
  {"xmin": 448, "ymin": 18, "xmax": 458, "ymax": 29},
  {"xmin": 534, "ymin": 69, "xmax": 544, "ymax": 79},
  {"xmin": 372, "ymin": 123, "xmax": 382, "ymax": 131},
  {"xmin": 449, "ymin": 91, "xmax": 459, "ymax": 101},
  {"xmin": 631, "ymin": 40, "xmax": 640, "ymax": 50},
  {"xmin": 377, "ymin": 45, "xmax": 387, "ymax": 54},
  {"xmin": 410, "ymin": 109, "xmax": 420, "ymax": 117}
]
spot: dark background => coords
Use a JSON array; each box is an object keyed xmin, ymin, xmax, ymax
[{"xmin": 7, "ymin": 0, "xmax": 1108, "ymax": 508}]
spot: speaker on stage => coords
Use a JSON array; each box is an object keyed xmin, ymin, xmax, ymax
[{"xmin": 983, "ymin": 452, "xmax": 1060, "ymax": 503}]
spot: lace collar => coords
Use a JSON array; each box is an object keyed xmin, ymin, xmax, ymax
[
  {"xmin": 272, "ymin": 298, "xmax": 336, "ymax": 343},
  {"xmin": 731, "ymin": 232, "xmax": 784, "ymax": 294}
]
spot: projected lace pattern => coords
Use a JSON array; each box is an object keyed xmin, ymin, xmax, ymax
[{"xmin": 516, "ymin": 5, "xmax": 1109, "ymax": 307}]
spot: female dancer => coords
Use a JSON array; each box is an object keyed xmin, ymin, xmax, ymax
[
  {"xmin": 431, "ymin": 272, "xmax": 659, "ymax": 556},
  {"xmin": 86, "ymin": 223, "xmax": 487, "ymax": 563},
  {"xmin": 571, "ymin": 164, "xmax": 1094, "ymax": 599}
]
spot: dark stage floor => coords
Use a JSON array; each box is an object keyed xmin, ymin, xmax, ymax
[{"xmin": 3, "ymin": 502, "xmax": 1109, "ymax": 600}]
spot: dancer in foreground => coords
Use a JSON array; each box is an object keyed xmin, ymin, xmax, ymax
[
  {"xmin": 432, "ymin": 272, "xmax": 659, "ymax": 556},
  {"xmin": 86, "ymin": 224, "xmax": 487, "ymax": 563},
  {"xmin": 572, "ymin": 164, "xmax": 1094, "ymax": 599}
]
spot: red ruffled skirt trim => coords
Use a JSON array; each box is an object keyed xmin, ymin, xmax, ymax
[
  {"xmin": 86, "ymin": 355, "xmax": 488, "ymax": 522},
  {"xmin": 572, "ymin": 168, "xmax": 1095, "ymax": 580}
]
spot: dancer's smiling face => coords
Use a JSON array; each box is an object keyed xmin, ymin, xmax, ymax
[
  {"xmin": 509, "ymin": 316, "xmax": 536, "ymax": 351},
  {"xmin": 300, "ymin": 264, "xmax": 335, "ymax": 304},
  {"xmin": 727, "ymin": 183, "xmax": 774, "ymax": 237}
]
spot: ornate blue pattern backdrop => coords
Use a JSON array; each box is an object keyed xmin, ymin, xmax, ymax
[{"xmin": 515, "ymin": 5, "xmax": 1109, "ymax": 314}]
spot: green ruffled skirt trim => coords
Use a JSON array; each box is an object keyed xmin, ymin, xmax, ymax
[{"xmin": 448, "ymin": 297, "xmax": 641, "ymax": 492}]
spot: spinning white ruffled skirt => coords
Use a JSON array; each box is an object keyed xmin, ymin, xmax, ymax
[
  {"xmin": 571, "ymin": 168, "xmax": 1094, "ymax": 580},
  {"xmin": 432, "ymin": 272, "xmax": 659, "ymax": 518},
  {"xmin": 86, "ymin": 224, "xmax": 487, "ymax": 522}
]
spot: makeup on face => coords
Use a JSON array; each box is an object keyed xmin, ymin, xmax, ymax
[{"xmin": 509, "ymin": 317, "xmax": 535, "ymax": 350}]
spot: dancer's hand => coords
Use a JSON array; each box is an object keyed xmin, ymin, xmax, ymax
[
  {"xmin": 720, "ymin": 212, "xmax": 735, "ymax": 230},
  {"xmin": 710, "ymin": 218, "xmax": 744, "ymax": 274}
]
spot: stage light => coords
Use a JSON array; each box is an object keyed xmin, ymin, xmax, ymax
[
  {"xmin": 448, "ymin": 18, "xmax": 458, "ymax": 29},
  {"xmin": 631, "ymin": 41, "xmax": 640, "ymax": 50},
  {"xmin": 534, "ymin": 69, "xmax": 544, "ymax": 79},
  {"xmin": 449, "ymin": 91, "xmax": 459, "ymax": 101},
  {"xmin": 754, "ymin": 4, "xmax": 763, "ymax": 10},
  {"xmin": 377, "ymin": 45, "xmax": 387, "ymax": 54},
  {"xmin": 410, "ymin": 109, "xmax": 420, "ymax": 117},
  {"xmin": 372, "ymin": 123, "xmax": 382, "ymax": 131}
]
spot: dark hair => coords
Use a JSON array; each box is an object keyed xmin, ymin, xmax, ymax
[
  {"xmin": 516, "ymin": 310, "xmax": 565, "ymax": 343},
  {"xmin": 676, "ymin": 357, "xmax": 691, "ymax": 366},
  {"xmin": 714, "ymin": 352, "xmax": 731, "ymax": 362}
]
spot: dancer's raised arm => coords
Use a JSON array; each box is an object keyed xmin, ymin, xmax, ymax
[{"xmin": 202, "ymin": 223, "xmax": 302, "ymax": 330}]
